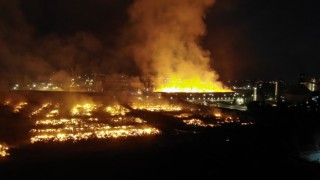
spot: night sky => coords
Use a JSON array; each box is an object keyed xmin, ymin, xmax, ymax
[
  {"xmin": 206, "ymin": 0, "xmax": 320, "ymax": 82},
  {"xmin": 0, "ymin": 0, "xmax": 319, "ymax": 89}
]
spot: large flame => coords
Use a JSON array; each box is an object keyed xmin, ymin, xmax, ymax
[
  {"xmin": 155, "ymin": 76, "xmax": 231, "ymax": 93},
  {"xmin": 129, "ymin": 0, "xmax": 230, "ymax": 93}
]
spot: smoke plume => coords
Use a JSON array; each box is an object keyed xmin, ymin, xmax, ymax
[{"xmin": 128, "ymin": 0, "xmax": 229, "ymax": 92}]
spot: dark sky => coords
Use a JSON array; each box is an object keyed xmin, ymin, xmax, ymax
[
  {"xmin": 206, "ymin": 0, "xmax": 320, "ymax": 82},
  {"xmin": 0, "ymin": 0, "xmax": 319, "ymax": 88}
]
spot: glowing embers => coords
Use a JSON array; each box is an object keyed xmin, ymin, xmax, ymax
[
  {"xmin": 1, "ymin": 100, "xmax": 26, "ymax": 112},
  {"xmin": 71, "ymin": 103, "xmax": 97, "ymax": 116},
  {"xmin": 46, "ymin": 109, "xmax": 59, "ymax": 118},
  {"xmin": 182, "ymin": 112, "xmax": 255, "ymax": 127},
  {"xmin": 2, "ymin": 100, "xmax": 11, "ymax": 106},
  {"xmin": 35, "ymin": 118, "xmax": 82, "ymax": 126},
  {"xmin": 31, "ymin": 122, "xmax": 112, "ymax": 134},
  {"xmin": 30, "ymin": 123, "xmax": 160, "ymax": 143},
  {"xmin": 95, "ymin": 126, "xmax": 160, "ymax": 139},
  {"xmin": 111, "ymin": 117, "xmax": 146, "ymax": 124},
  {"xmin": 0, "ymin": 144, "xmax": 9, "ymax": 157},
  {"xmin": 2, "ymin": 100, "xmax": 28, "ymax": 113},
  {"xmin": 183, "ymin": 119, "xmax": 217, "ymax": 127},
  {"xmin": 105, "ymin": 105, "xmax": 130, "ymax": 116},
  {"xmin": 240, "ymin": 122, "xmax": 255, "ymax": 126},
  {"xmin": 132, "ymin": 102, "xmax": 182, "ymax": 112},
  {"xmin": 174, "ymin": 113, "xmax": 192, "ymax": 118},
  {"xmin": 214, "ymin": 113, "xmax": 222, "ymax": 119},
  {"xmin": 30, "ymin": 103, "xmax": 160, "ymax": 143},
  {"xmin": 31, "ymin": 132, "xmax": 94, "ymax": 143},
  {"xmin": 12, "ymin": 102, "xmax": 28, "ymax": 113},
  {"xmin": 30, "ymin": 103, "xmax": 52, "ymax": 117}
]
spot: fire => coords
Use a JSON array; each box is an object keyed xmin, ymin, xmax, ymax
[
  {"xmin": 30, "ymin": 102, "xmax": 161, "ymax": 143},
  {"xmin": 71, "ymin": 103, "xmax": 97, "ymax": 116},
  {"xmin": 46, "ymin": 109, "xmax": 59, "ymax": 118},
  {"xmin": 156, "ymin": 77, "xmax": 232, "ymax": 93},
  {"xmin": 30, "ymin": 122, "xmax": 160, "ymax": 143},
  {"xmin": 129, "ymin": 0, "xmax": 231, "ymax": 93},
  {"xmin": 105, "ymin": 105, "xmax": 130, "ymax": 116},
  {"xmin": 174, "ymin": 113, "xmax": 192, "ymax": 118},
  {"xmin": 0, "ymin": 144, "xmax": 9, "ymax": 157},
  {"xmin": 183, "ymin": 119, "xmax": 217, "ymax": 127},
  {"xmin": 13, "ymin": 102, "xmax": 28, "ymax": 113},
  {"xmin": 30, "ymin": 103, "xmax": 51, "ymax": 117},
  {"xmin": 132, "ymin": 102, "xmax": 182, "ymax": 112}
]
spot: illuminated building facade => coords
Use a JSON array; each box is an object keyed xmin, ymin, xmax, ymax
[{"xmin": 306, "ymin": 78, "xmax": 319, "ymax": 92}]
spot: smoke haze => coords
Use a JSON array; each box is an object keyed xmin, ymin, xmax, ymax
[
  {"xmin": 1, "ymin": 0, "xmax": 318, "ymax": 89},
  {"xmin": 0, "ymin": 0, "xmax": 136, "ymax": 90}
]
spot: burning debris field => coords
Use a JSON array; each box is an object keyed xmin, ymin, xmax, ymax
[
  {"xmin": 0, "ymin": 91, "xmax": 319, "ymax": 179},
  {"xmin": 0, "ymin": 91, "xmax": 253, "ymax": 147},
  {"xmin": 1, "ymin": 0, "xmax": 320, "ymax": 178}
]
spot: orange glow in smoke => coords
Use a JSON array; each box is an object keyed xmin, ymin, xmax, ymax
[{"xmin": 129, "ymin": 0, "xmax": 231, "ymax": 93}]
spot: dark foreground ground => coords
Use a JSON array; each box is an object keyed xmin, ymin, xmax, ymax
[{"xmin": 1, "ymin": 124, "xmax": 319, "ymax": 180}]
